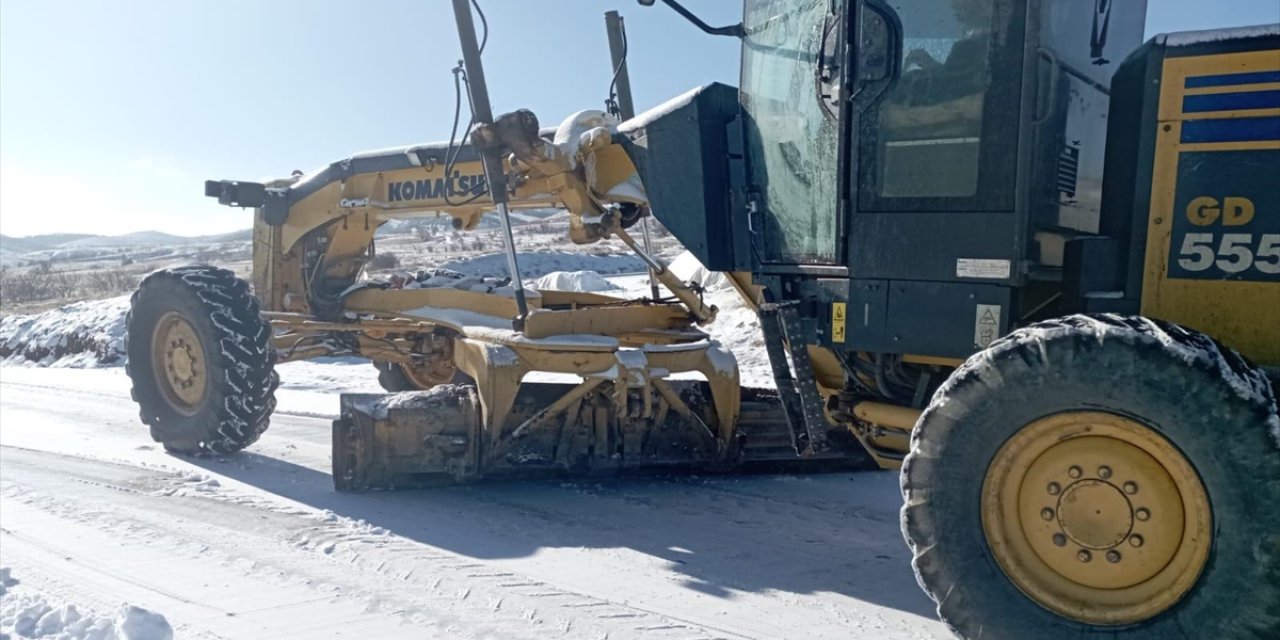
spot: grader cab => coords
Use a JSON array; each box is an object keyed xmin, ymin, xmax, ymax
[{"xmin": 125, "ymin": 0, "xmax": 1278, "ymax": 638}]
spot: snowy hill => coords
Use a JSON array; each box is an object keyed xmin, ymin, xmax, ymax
[
  {"xmin": 60, "ymin": 231, "xmax": 204, "ymax": 248},
  {"xmin": 0, "ymin": 233, "xmax": 98, "ymax": 254},
  {"xmin": 2, "ymin": 229, "xmax": 252, "ymax": 255}
]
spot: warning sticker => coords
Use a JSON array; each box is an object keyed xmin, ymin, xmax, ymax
[
  {"xmin": 974, "ymin": 304, "xmax": 1001, "ymax": 350},
  {"xmin": 957, "ymin": 258, "xmax": 1012, "ymax": 279},
  {"xmin": 831, "ymin": 302, "xmax": 846, "ymax": 344}
]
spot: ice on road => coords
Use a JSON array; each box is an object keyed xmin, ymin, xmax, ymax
[{"xmin": 0, "ymin": 365, "xmax": 948, "ymax": 639}]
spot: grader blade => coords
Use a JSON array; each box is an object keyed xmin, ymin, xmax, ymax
[{"xmin": 333, "ymin": 382, "xmax": 871, "ymax": 491}]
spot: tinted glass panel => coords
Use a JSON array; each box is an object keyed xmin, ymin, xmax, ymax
[
  {"xmin": 741, "ymin": 0, "xmax": 841, "ymax": 263},
  {"xmin": 858, "ymin": 0, "xmax": 1023, "ymax": 211}
]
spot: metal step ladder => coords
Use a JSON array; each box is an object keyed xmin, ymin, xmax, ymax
[{"xmin": 759, "ymin": 302, "xmax": 829, "ymax": 456}]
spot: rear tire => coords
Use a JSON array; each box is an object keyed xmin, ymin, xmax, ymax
[
  {"xmin": 902, "ymin": 314, "xmax": 1279, "ymax": 639},
  {"xmin": 126, "ymin": 266, "xmax": 278, "ymax": 455}
]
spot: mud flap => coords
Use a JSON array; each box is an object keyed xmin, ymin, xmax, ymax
[{"xmin": 332, "ymin": 385, "xmax": 481, "ymax": 491}]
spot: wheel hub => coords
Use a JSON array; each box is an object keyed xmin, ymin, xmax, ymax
[
  {"xmin": 1057, "ymin": 478, "xmax": 1132, "ymax": 550},
  {"xmin": 151, "ymin": 312, "xmax": 208, "ymax": 413},
  {"xmin": 982, "ymin": 412, "xmax": 1211, "ymax": 625}
]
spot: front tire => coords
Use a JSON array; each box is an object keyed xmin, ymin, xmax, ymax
[
  {"xmin": 902, "ymin": 314, "xmax": 1279, "ymax": 639},
  {"xmin": 126, "ymin": 266, "xmax": 278, "ymax": 454}
]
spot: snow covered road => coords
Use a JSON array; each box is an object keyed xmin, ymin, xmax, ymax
[{"xmin": 0, "ymin": 365, "xmax": 948, "ymax": 639}]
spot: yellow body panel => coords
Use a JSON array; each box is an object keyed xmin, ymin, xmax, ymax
[{"xmin": 1141, "ymin": 50, "xmax": 1280, "ymax": 366}]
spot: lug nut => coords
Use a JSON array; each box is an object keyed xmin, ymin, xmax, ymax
[
  {"xmin": 1053, "ymin": 533, "xmax": 1067, "ymax": 547},
  {"xmin": 1129, "ymin": 535, "xmax": 1144, "ymax": 548},
  {"xmin": 1123, "ymin": 481, "xmax": 1138, "ymax": 494},
  {"xmin": 1041, "ymin": 508, "xmax": 1055, "ymax": 521},
  {"xmin": 1047, "ymin": 482, "xmax": 1061, "ymax": 495},
  {"xmin": 1068, "ymin": 466, "xmax": 1082, "ymax": 479},
  {"xmin": 1136, "ymin": 508, "xmax": 1150, "ymax": 521},
  {"xmin": 1078, "ymin": 550, "xmax": 1092, "ymax": 563},
  {"xmin": 1106, "ymin": 550, "xmax": 1121, "ymax": 563},
  {"xmin": 1098, "ymin": 466, "xmax": 1112, "ymax": 479}
]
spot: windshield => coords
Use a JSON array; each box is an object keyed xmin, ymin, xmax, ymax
[{"xmin": 741, "ymin": 0, "xmax": 841, "ymax": 264}]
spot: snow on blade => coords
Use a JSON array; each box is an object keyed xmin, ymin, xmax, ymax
[
  {"xmin": 349, "ymin": 385, "xmax": 475, "ymax": 420},
  {"xmin": 0, "ymin": 297, "xmax": 129, "ymax": 367}
]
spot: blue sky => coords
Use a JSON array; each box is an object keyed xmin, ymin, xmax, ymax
[{"xmin": 2, "ymin": 0, "xmax": 1277, "ymax": 237}]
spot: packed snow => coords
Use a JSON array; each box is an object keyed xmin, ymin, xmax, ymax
[
  {"xmin": 0, "ymin": 568, "xmax": 173, "ymax": 640},
  {"xmin": 0, "ymin": 365, "xmax": 947, "ymax": 639}
]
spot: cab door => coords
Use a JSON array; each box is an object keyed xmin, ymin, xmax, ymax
[
  {"xmin": 847, "ymin": 0, "xmax": 1028, "ymax": 283},
  {"xmin": 739, "ymin": 0, "xmax": 845, "ymax": 266}
]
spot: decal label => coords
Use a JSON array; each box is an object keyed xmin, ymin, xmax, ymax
[
  {"xmin": 387, "ymin": 172, "xmax": 486, "ymax": 202},
  {"xmin": 956, "ymin": 258, "xmax": 1011, "ymax": 279},
  {"xmin": 831, "ymin": 302, "xmax": 846, "ymax": 344},
  {"xmin": 974, "ymin": 304, "xmax": 1001, "ymax": 350},
  {"xmin": 1169, "ymin": 150, "xmax": 1280, "ymax": 282}
]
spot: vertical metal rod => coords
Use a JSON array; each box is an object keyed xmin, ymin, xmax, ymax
[
  {"xmin": 453, "ymin": 0, "xmax": 529, "ymax": 323},
  {"xmin": 604, "ymin": 11, "xmax": 636, "ymax": 120},
  {"xmin": 639, "ymin": 217, "xmax": 659, "ymax": 300},
  {"xmin": 605, "ymin": 11, "xmax": 661, "ymax": 302}
]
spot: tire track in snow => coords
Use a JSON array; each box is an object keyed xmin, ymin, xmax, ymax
[
  {"xmin": 0, "ymin": 447, "xmax": 746, "ymax": 640},
  {"xmin": 0, "ymin": 366, "xmax": 948, "ymax": 639}
]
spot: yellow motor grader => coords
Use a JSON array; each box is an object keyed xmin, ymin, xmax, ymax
[
  {"xmin": 124, "ymin": 6, "xmax": 872, "ymax": 490},
  {"xmin": 125, "ymin": 0, "xmax": 1279, "ymax": 638}
]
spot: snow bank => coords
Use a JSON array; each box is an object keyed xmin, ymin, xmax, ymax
[
  {"xmin": 533, "ymin": 270, "xmax": 619, "ymax": 292},
  {"xmin": 0, "ymin": 297, "xmax": 129, "ymax": 367},
  {"xmin": 441, "ymin": 250, "xmax": 645, "ymax": 279},
  {"xmin": 0, "ymin": 568, "xmax": 173, "ymax": 640}
]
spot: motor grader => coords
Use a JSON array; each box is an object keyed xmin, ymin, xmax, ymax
[{"xmin": 125, "ymin": 0, "xmax": 1278, "ymax": 638}]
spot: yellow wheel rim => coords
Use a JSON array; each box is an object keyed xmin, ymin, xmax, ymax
[
  {"xmin": 982, "ymin": 411, "xmax": 1211, "ymax": 625},
  {"xmin": 151, "ymin": 311, "xmax": 208, "ymax": 414},
  {"xmin": 400, "ymin": 360, "xmax": 456, "ymax": 389}
]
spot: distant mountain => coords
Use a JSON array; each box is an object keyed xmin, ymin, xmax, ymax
[
  {"xmin": 1, "ymin": 235, "xmax": 47, "ymax": 254},
  {"xmin": 1, "ymin": 229, "xmax": 253, "ymax": 256},
  {"xmin": 60, "ymin": 231, "xmax": 186, "ymax": 248},
  {"xmin": 0, "ymin": 233, "xmax": 99, "ymax": 254},
  {"xmin": 205, "ymin": 228, "xmax": 253, "ymax": 243},
  {"xmin": 3, "ymin": 212, "xmax": 557, "ymax": 255}
]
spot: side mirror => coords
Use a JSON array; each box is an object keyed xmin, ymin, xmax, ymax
[{"xmin": 637, "ymin": 0, "xmax": 743, "ymax": 38}]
